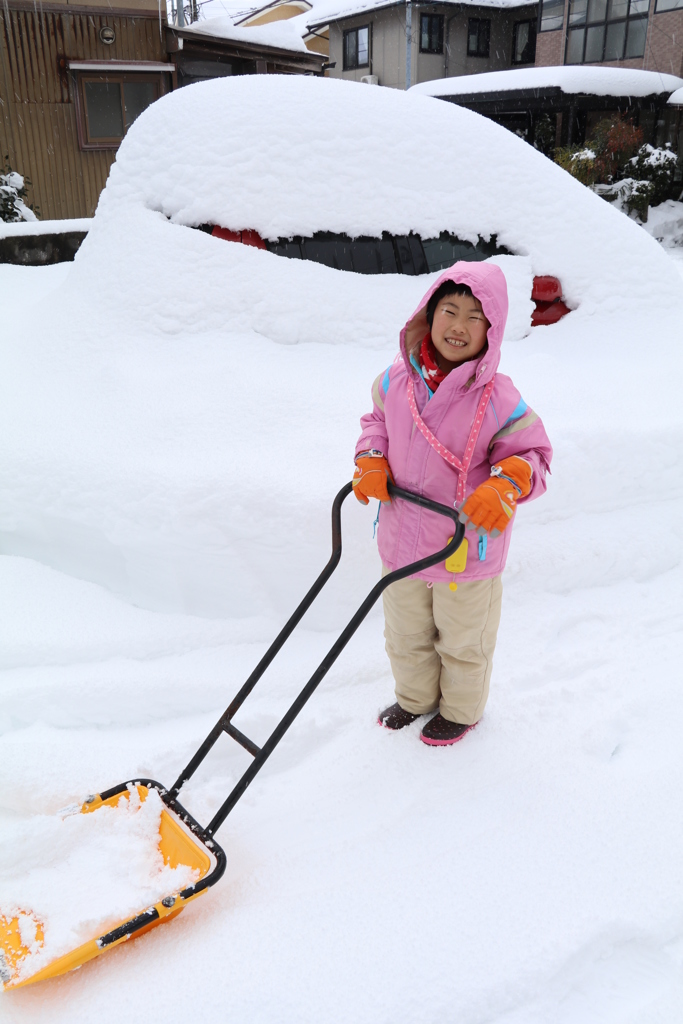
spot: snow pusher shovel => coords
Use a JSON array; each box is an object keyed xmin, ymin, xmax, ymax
[{"xmin": 0, "ymin": 482, "xmax": 464, "ymax": 990}]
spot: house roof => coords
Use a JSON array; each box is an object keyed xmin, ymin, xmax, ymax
[
  {"xmin": 411, "ymin": 66, "xmax": 683, "ymax": 100},
  {"xmin": 306, "ymin": 0, "xmax": 534, "ymax": 28},
  {"xmin": 234, "ymin": 0, "xmax": 312, "ymax": 25},
  {"xmin": 181, "ymin": 15, "xmax": 311, "ymax": 52}
]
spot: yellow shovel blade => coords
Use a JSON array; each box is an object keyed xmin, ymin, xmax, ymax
[{"xmin": 0, "ymin": 785, "xmax": 216, "ymax": 990}]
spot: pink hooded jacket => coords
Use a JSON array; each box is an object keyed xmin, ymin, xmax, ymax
[{"xmin": 355, "ymin": 261, "xmax": 553, "ymax": 584}]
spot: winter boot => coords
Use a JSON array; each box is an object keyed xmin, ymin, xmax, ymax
[
  {"xmin": 378, "ymin": 702, "xmax": 422, "ymax": 730},
  {"xmin": 420, "ymin": 713, "xmax": 478, "ymax": 746}
]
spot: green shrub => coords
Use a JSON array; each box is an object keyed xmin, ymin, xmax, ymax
[
  {"xmin": 626, "ymin": 143, "xmax": 678, "ymax": 206},
  {"xmin": 0, "ymin": 159, "xmax": 37, "ymax": 223}
]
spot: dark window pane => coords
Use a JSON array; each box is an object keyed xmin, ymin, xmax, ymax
[
  {"xmin": 540, "ymin": 0, "xmax": 565, "ymax": 28},
  {"xmin": 357, "ymin": 26, "xmax": 369, "ymax": 64},
  {"xmin": 301, "ymin": 235, "xmax": 354, "ymax": 271},
  {"xmin": 604, "ymin": 18, "xmax": 626, "ymax": 56},
  {"xmin": 625, "ymin": 15, "xmax": 647, "ymax": 54},
  {"xmin": 343, "ymin": 30, "xmax": 356, "ymax": 68},
  {"xmin": 588, "ymin": 0, "xmax": 607, "ymax": 18},
  {"xmin": 607, "ymin": 0, "xmax": 629, "ymax": 17},
  {"xmin": 420, "ymin": 13, "xmax": 444, "ymax": 52},
  {"xmin": 408, "ymin": 235, "xmax": 428, "ymax": 274},
  {"xmin": 421, "ymin": 15, "xmax": 430, "ymax": 49},
  {"xmin": 514, "ymin": 21, "xmax": 529, "ymax": 60},
  {"xmin": 467, "ymin": 18, "xmax": 490, "ymax": 55},
  {"xmin": 349, "ymin": 237, "xmax": 397, "ymax": 274},
  {"xmin": 584, "ymin": 22, "xmax": 605, "ymax": 58},
  {"xmin": 569, "ymin": 0, "xmax": 588, "ymax": 24},
  {"xmin": 513, "ymin": 20, "xmax": 536, "ymax": 61},
  {"xmin": 84, "ymin": 81, "xmax": 124, "ymax": 139},
  {"xmin": 566, "ymin": 26, "xmax": 585, "ymax": 60},
  {"xmin": 393, "ymin": 236, "xmax": 418, "ymax": 274},
  {"xmin": 123, "ymin": 81, "xmax": 156, "ymax": 129},
  {"xmin": 267, "ymin": 240, "xmax": 302, "ymax": 259}
]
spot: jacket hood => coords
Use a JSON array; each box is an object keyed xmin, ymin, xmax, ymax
[{"xmin": 400, "ymin": 261, "xmax": 509, "ymax": 393}]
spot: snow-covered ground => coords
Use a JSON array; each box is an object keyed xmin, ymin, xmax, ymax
[{"xmin": 2, "ymin": 78, "xmax": 683, "ymax": 1021}]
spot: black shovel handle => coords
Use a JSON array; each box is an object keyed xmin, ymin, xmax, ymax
[{"xmin": 167, "ymin": 481, "xmax": 465, "ymax": 836}]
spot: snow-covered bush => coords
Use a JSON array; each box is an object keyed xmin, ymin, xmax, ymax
[
  {"xmin": 627, "ymin": 143, "xmax": 678, "ymax": 207},
  {"xmin": 0, "ymin": 162, "xmax": 37, "ymax": 223},
  {"xmin": 593, "ymin": 176, "xmax": 654, "ymax": 218},
  {"xmin": 554, "ymin": 146, "xmax": 598, "ymax": 185},
  {"xmin": 555, "ymin": 115, "xmax": 644, "ymax": 188}
]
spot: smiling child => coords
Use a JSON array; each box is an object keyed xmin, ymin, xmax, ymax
[{"xmin": 352, "ymin": 262, "xmax": 553, "ymax": 746}]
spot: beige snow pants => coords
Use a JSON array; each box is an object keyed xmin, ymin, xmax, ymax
[{"xmin": 381, "ymin": 568, "xmax": 503, "ymax": 725}]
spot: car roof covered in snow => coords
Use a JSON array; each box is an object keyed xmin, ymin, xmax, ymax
[
  {"xmin": 667, "ymin": 86, "xmax": 683, "ymax": 105},
  {"xmin": 411, "ymin": 66, "xmax": 683, "ymax": 99},
  {"xmin": 95, "ymin": 75, "xmax": 681, "ymax": 319}
]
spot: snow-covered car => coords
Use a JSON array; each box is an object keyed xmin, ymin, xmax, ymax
[{"xmin": 3, "ymin": 75, "xmax": 681, "ymax": 618}]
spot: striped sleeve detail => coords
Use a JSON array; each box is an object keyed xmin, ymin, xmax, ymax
[
  {"xmin": 488, "ymin": 407, "xmax": 539, "ymax": 448},
  {"xmin": 372, "ymin": 372, "xmax": 386, "ymax": 412}
]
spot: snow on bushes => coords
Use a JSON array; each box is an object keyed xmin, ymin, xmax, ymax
[{"xmin": 0, "ymin": 164, "xmax": 36, "ymax": 224}]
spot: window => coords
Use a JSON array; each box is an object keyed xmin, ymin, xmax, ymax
[
  {"xmin": 420, "ymin": 13, "xmax": 444, "ymax": 52},
  {"xmin": 655, "ymin": 0, "xmax": 682, "ymax": 10},
  {"xmin": 565, "ymin": 0, "xmax": 649, "ymax": 63},
  {"xmin": 512, "ymin": 19, "xmax": 537, "ymax": 61},
  {"xmin": 467, "ymin": 19, "xmax": 491, "ymax": 56},
  {"xmin": 259, "ymin": 231, "xmax": 510, "ymax": 275},
  {"xmin": 539, "ymin": 0, "xmax": 565, "ymax": 30},
  {"xmin": 343, "ymin": 25, "xmax": 370, "ymax": 69},
  {"xmin": 78, "ymin": 73, "xmax": 163, "ymax": 149}
]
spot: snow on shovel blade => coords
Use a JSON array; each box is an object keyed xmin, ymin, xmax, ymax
[{"xmin": 0, "ymin": 783, "xmax": 225, "ymax": 990}]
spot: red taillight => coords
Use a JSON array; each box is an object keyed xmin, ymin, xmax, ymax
[
  {"xmin": 531, "ymin": 276, "xmax": 569, "ymax": 326},
  {"xmin": 211, "ymin": 226, "xmax": 267, "ymax": 250},
  {"xmin": 531, "ymin": 300, "xmax": 571, "ymax": 327},
  {"xmin": 532, "ymin": 276, "xmax": 562, "ymax": 302}
]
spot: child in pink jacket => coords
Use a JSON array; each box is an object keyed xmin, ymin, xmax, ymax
[{"xmin": 353, "ymin": 261, "xmax": 552, "ymax": 746}]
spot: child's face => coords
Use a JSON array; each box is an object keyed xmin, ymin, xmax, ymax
[{"xmin": 430, "ymin": 293, "xmax": 490, "ymax": 369}]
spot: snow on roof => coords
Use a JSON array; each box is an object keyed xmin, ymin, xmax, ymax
[
  {"xmin": 305, "ymin": 0, "xmax": 531, "ymax": 26},
  {"xmin": 411, "ymin": 66, "xmax": 683, "ymax": 99},
  {"xmin": 180, "ymin": 15, "xmax": 310, "ymax": 52},
  {"xmin": 667, "ymin": 86, "xmax": 683, "ymax": 105}
]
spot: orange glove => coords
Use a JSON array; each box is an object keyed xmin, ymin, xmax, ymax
[
  {"xmin": 459, "ymin": 456, "xmax": 532, "ymax": 537},
  {"xmin": 352, "ymin": 450, "xmax": 394, "ymax": 505}
]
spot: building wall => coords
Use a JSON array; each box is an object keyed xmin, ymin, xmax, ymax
[
  {"xmin": 328, "ymin": 3, "xmax": 537, "ymax": 89},
  {"xmin": 0, "ymin": 1, "xmax": 166, "ymax": 220},
  {"xmin": 535, "ymin": 0, "xmax": 683, "ymax": 75}
]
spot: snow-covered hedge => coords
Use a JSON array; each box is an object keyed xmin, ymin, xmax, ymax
[{"xmin": 0, "ymin": 165, "xmax": 37, "ymax": 224}]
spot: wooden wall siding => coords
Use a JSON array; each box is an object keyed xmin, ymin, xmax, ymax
[{"xmin": 0, "ymin": 6, "xmax": 165, "ymax": 219}]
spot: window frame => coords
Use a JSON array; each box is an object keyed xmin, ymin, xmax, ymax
[
  {"xmin": 75, "ymin": 71, "xmax": 166, "ymax": 151},
  {"xmin": 538, "ymin": 0, "xmax": 566, "ymax": 32},
  {"xmin": 467, "ymin": 18, "xmax": 491, "ymax": 57},
  {"xmin": 342, "ymin": 24, "xmax": 371, "ymax": 70},
  {"xmin": 564, "ymin": 0, "xmax": 650, "ymax": 63},
  {"xmin": 420, "ymin": 12, "xmax": 445, "ymax": 53},
  {"xmin": 512, "ymin": 18, "xmax": 537, "ymax": 61}
]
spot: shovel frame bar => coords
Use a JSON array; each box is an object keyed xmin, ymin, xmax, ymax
[{"xmin": 165, "ymin": 481, "xmax": 464, "ymax": 839}]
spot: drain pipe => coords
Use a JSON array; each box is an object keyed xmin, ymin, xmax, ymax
[{"xmin": 405, "ymin": 0, "xmax": 412, "ymax": 89}]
